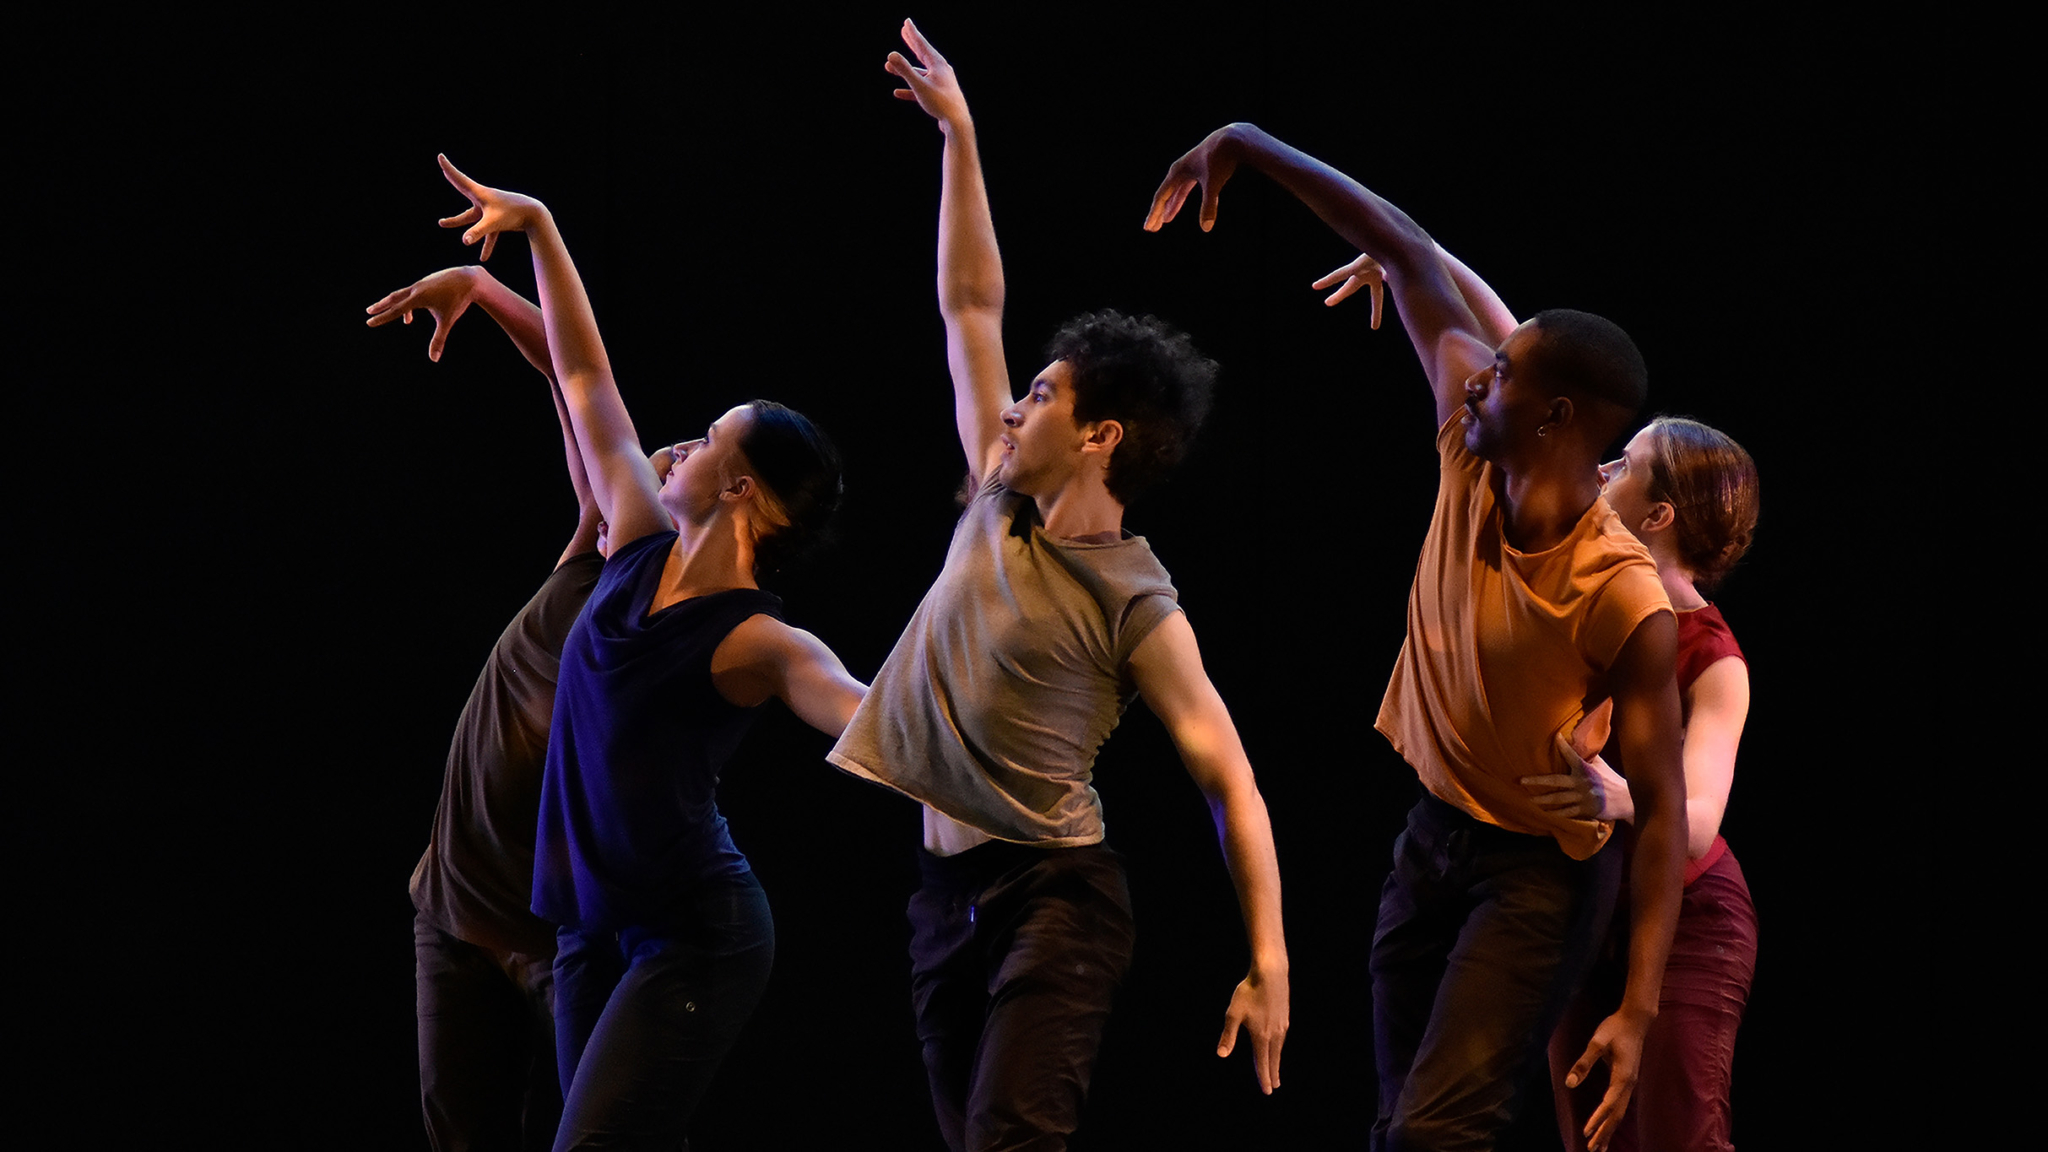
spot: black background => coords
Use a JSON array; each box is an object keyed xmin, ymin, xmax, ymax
[{"xmin": 37, "ymin": 7, "xmax": 1944, "ymax": 1148}]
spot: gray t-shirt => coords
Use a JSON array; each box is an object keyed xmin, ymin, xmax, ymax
[{"xmin": 828, "ymin": 477, "xmax": 1179, "ymax": 846}]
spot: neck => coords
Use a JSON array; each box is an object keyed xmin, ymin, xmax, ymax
[
  {"xmin": 664, "ymin": 513, "xmax": 760, "ymax": 601},
  {"xmin": 1030, "ymin": 474, "xmax": 1125, "ymax": 542},
  {"xmin": 1496, "ymin": 457, "xmax": 1602, "ymax": 553},
  {"xmin": 1647, "ymin": 541, "xmax": 1707, "ymax": 610}
]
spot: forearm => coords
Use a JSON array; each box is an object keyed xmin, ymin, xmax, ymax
[
  {"xmin": 1223, "ymin": 124, "xmax": 1443, "ymax": 286},
  {"xmin": 937, "ymin": 119, "xmax": 1004, "ymax": 319},
  {"xmin": 1620, "ymin": 774, "xmax": 1684, "ymax": 1018},
  {"xmin": 1211, "ymin": 777, "xmax": 1288, "ymax": 978},
  {"xmin": 523, "ymin": 210, "xmax": 648, "ymax": 515},
  {"xmin": 468, "ymin": 269, "xmax": 557, "ymax": 384},
  {"xmin": 1435, "ymin": 243, "xmax": 1519, "ymax": 345}
]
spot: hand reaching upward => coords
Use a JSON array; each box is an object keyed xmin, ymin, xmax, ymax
[
  {"xmin": 886, "ymin": 19, "xmax": 971, "ymax": 130},
  {"xmin": 436, "ymin": 154, "xmax": 546, "ymax": 262}
]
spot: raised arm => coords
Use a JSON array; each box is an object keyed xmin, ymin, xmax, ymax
[
  {"xmin": 436, "ymin": 156, "xmax": 672, "ymax": 550},
  {"xmin": 1146, "ymin": 124, "xmax": 1493, "ymax": 425},
  {"xmin": 1315, "ymin": 244, "xmax": 1521, "ymax": 365},
  {"xmin": 1565, "ymin": 612, "xmax": 1686, "ymax": 1152},
  {"xmin": 366, "ymin": 264, "xmax": 601, "ymax": 563},
  {"xmin": 1127, "ymin": 612, "xmax": 1289, "ymax": 1095},
  {"xmin": 887, "ymin": 19, "xmax": 1012, "ymax": 486}
]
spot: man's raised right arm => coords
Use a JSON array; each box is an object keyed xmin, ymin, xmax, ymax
[
  {"xmin": 1147, "ymin": 124, "xmax": 1493, "ymax": 425},
  {"xmin": 887, "ymin": 19, "xmax": 1012, "ymax": 487}
]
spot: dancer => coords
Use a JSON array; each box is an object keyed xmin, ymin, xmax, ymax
[
  {"xmin": 430, "ymin": 156, "xmax": 868, "ymax": 1148},
  {"xmin": 1148, "ymin": 127, "xmax": 1688, "ymax": 1151},
  {"xmin": 1529, "ymin": 418, "xmax": 1760, "ymax": 1152},
  {"xmin": 1324, "ymin": 253, "xmax": 1763, "ymax": 1151},
  {"xmin": 370, "ymin": 262, "xmax": 607, "ymax": 1152},
  {"xmin": 822, "ymin": 23, "xmax": 1289, "ymax": 1152}
]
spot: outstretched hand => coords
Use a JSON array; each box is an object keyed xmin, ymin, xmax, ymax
[
  {"xmin": 1567, "ymin": 1007, "xmax": 1652, "ymax": 1151},
  {"xmin": 1312, "ymin": 253, "xmax": 1385, "ymax": 328},
  {"xmin": 885, "ymin": 19, "xmax": 970, "ymax": 128},
  {"xmin": 1216, "ymin": 968, "xmax": 1289, "ymax": 1094},
  {"xmin": 364, "ymin": 266, "xmax": 482, "ymax": 362},
  {"xmin": 436, "ymin": 154, "xmax": 545, "ymax": 262},
  {"xmin": 1144, "ymin": 126, "xmax": 1245, "ymax": 234}
]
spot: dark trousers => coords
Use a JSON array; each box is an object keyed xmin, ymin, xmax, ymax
[
  {"xmin": 550, "ymin": 876, "xmax": 775, "ymax": 1151},
  {"xmin": 1549, "ymin": 846, "xmax": 1757, "ymax": 1152},
  {"xmin": 414, "ymin": 912, "xmax": 561, "ymax": 1152},
  {"xmin": 1371, "ymin": 793, "xmax": 1621, "ymax": 1152},
  {"xmin": 908, "ymin": 841, "xmax": 1137, "ymax": 1152}
]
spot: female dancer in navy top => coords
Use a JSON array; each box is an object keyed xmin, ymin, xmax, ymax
[{"xmin": 434, "ymin": 155, "xmax": 867, "ymax": 1149}]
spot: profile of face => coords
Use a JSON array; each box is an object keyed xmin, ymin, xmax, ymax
[
  {"xmin": 1462, "ymin": 323, "xmax": 1552, "ymax": 462},
  {"xmin": 997, "ymin": 360, "xmax": 1090, "ymax": 495},
  {"xmin": 659, "ymin": 404, "xmax": 758, "ymax": 522},
  {"xmin": 1598, "ymin": 426, "xmax": 1663, "ymax": 540}
]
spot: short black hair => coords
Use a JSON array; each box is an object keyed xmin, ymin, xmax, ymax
[
  {"xmin": 1525, "ymin": 308, "xmax": 1648, "ymax": 415},
  {"xmin": 735, "ymin": 399, "xmax": 844, "ymax": 576},
  {"xmin": 1045, "ymin": 310, "xmax": 1218, "ymax": 504}
]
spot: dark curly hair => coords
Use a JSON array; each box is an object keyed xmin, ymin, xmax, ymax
[
  {"xmin": 1642, "ymin": 416, "xmax": 1759, "ymax": 593},
  {"xmin": 733, "ymin": 399, "xmax": 844, "ymax": 577},
  {"xmin": 1045, "ymin": 310, "xmax": 1218, "ymax": 504}
]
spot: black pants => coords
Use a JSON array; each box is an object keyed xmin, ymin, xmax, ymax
[
  {"xmin": 414, "ymin": 912, "xmax": 561, "ymax": 1152},
  {"xmin": 908, "ymin": 841, "xmax": 1137, "ymax": 1152},
  {"xmin": 550, "ymin": 876, "xmax": 776, "ymax": 1150},
  {"xmin": 1370, "ymin": 793, "xmax": 1621, "ymax": 1152}
]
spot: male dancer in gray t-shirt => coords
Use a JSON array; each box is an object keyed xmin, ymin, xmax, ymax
[{"xmin": 826, "ymin": 22, "xmax": 1288, "ymax": 1152}]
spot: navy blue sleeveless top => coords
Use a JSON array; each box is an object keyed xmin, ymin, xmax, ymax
[{"xmin": 532, "ymin": 531, "xmax": 782, "ymax": 932}]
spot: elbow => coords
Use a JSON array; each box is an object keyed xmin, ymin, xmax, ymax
[{"xmin": 939, "ymin": 284, "xmax": 1004, "ymax": 317}]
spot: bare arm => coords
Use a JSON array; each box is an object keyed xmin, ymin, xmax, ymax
[
  {"xmin": 1127, "ymin": 612, "xmax": 1289, "ymax": 1094},
  {"xmin": 1566, "ymin": 612, "xmax": 1686, "ymax": 1152},
  {"xmin": 1673, "ymin": 657, "xmax": 1747, "ymax": 857},
  {"xmin": 1433, "ymin": 245, "xmax": 1519, "ymax": 349},
  {"xmin": 1146, "ymin": 124, "xmax": 1493, "ymax": 424},
  {"xmin": 435, "ymin": 155, "xmax": 672, "ymax": 550},
  {"xmin": 711, "ymin": 615, "xmax": 869, "ymax": 738},
  {"xmin": 365, "ymin": 263, "xmax": 600, "ymax": 563},
  {"xmin": 1522, "ymin": 656, "xmax": 1748, "ymax": 860},
  {"xmin": 887, "ymin": 19, "xmax": 1012, "ymax": 485}
]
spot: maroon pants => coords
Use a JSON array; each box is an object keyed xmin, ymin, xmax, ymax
[{"xmin": 1549, "ymin": 846, "xmax": 1758, "ymax": 1152}]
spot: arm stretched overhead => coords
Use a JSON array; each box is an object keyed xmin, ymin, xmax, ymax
[
  {"xmin": 887, "ymin": 19, "xmax": 1013, "ymax": 488},
  {"xmin": 435, "ymin": 156, "xmax": 673, "ymax": 552},
  {"xmin": 366, "ymin": 263, "xmax": 602, "ymax": 564},
  {"xmin": 1147, "ymin": 124, "xmax": 1496, "ymax": 425}
]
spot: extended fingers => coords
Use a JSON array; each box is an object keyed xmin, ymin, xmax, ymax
[
  {"xmin": 1584, "ymin": 1083, "xmax": 1631, "ymax": 1151},
  {"xmin": 1321, "ymin": 276, "xmax": 1363, "ymax": 307},
  {"xmin": 1370, "ymin": 280, "xmax": 1384, "ymax": 329},
  {"xmin": 365, "ymin": 286, "xmax": 413, "ymax": 315},
  {"xmin": 1143, "ymin": 177, "xmax": 1192, "ymax": 231},
  {"xmin": 1215, "ymin": 1005, "xmax": 1243, "ymax": 1057},
  {"xmin": 439, "ymin": 205, "xmax": 481, "ymax": 230},
  {"xmin": 901, "ymin": 18, "xmax": 944, "ymax": 68},
  {"xmin": 480, "ymin": 231, "xmax": 498, "ymax": 262},
  {"xmin": 1197, "ymin": 180, "xmax": 1222, "ymax": 232},
  {"xmin": 1564, "ymin": 1036, "xmax": 1604, "ymax": 1090},
  {"xmin": 437, "ymin": 153, "xmax": 482, "ymax": 194}
]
